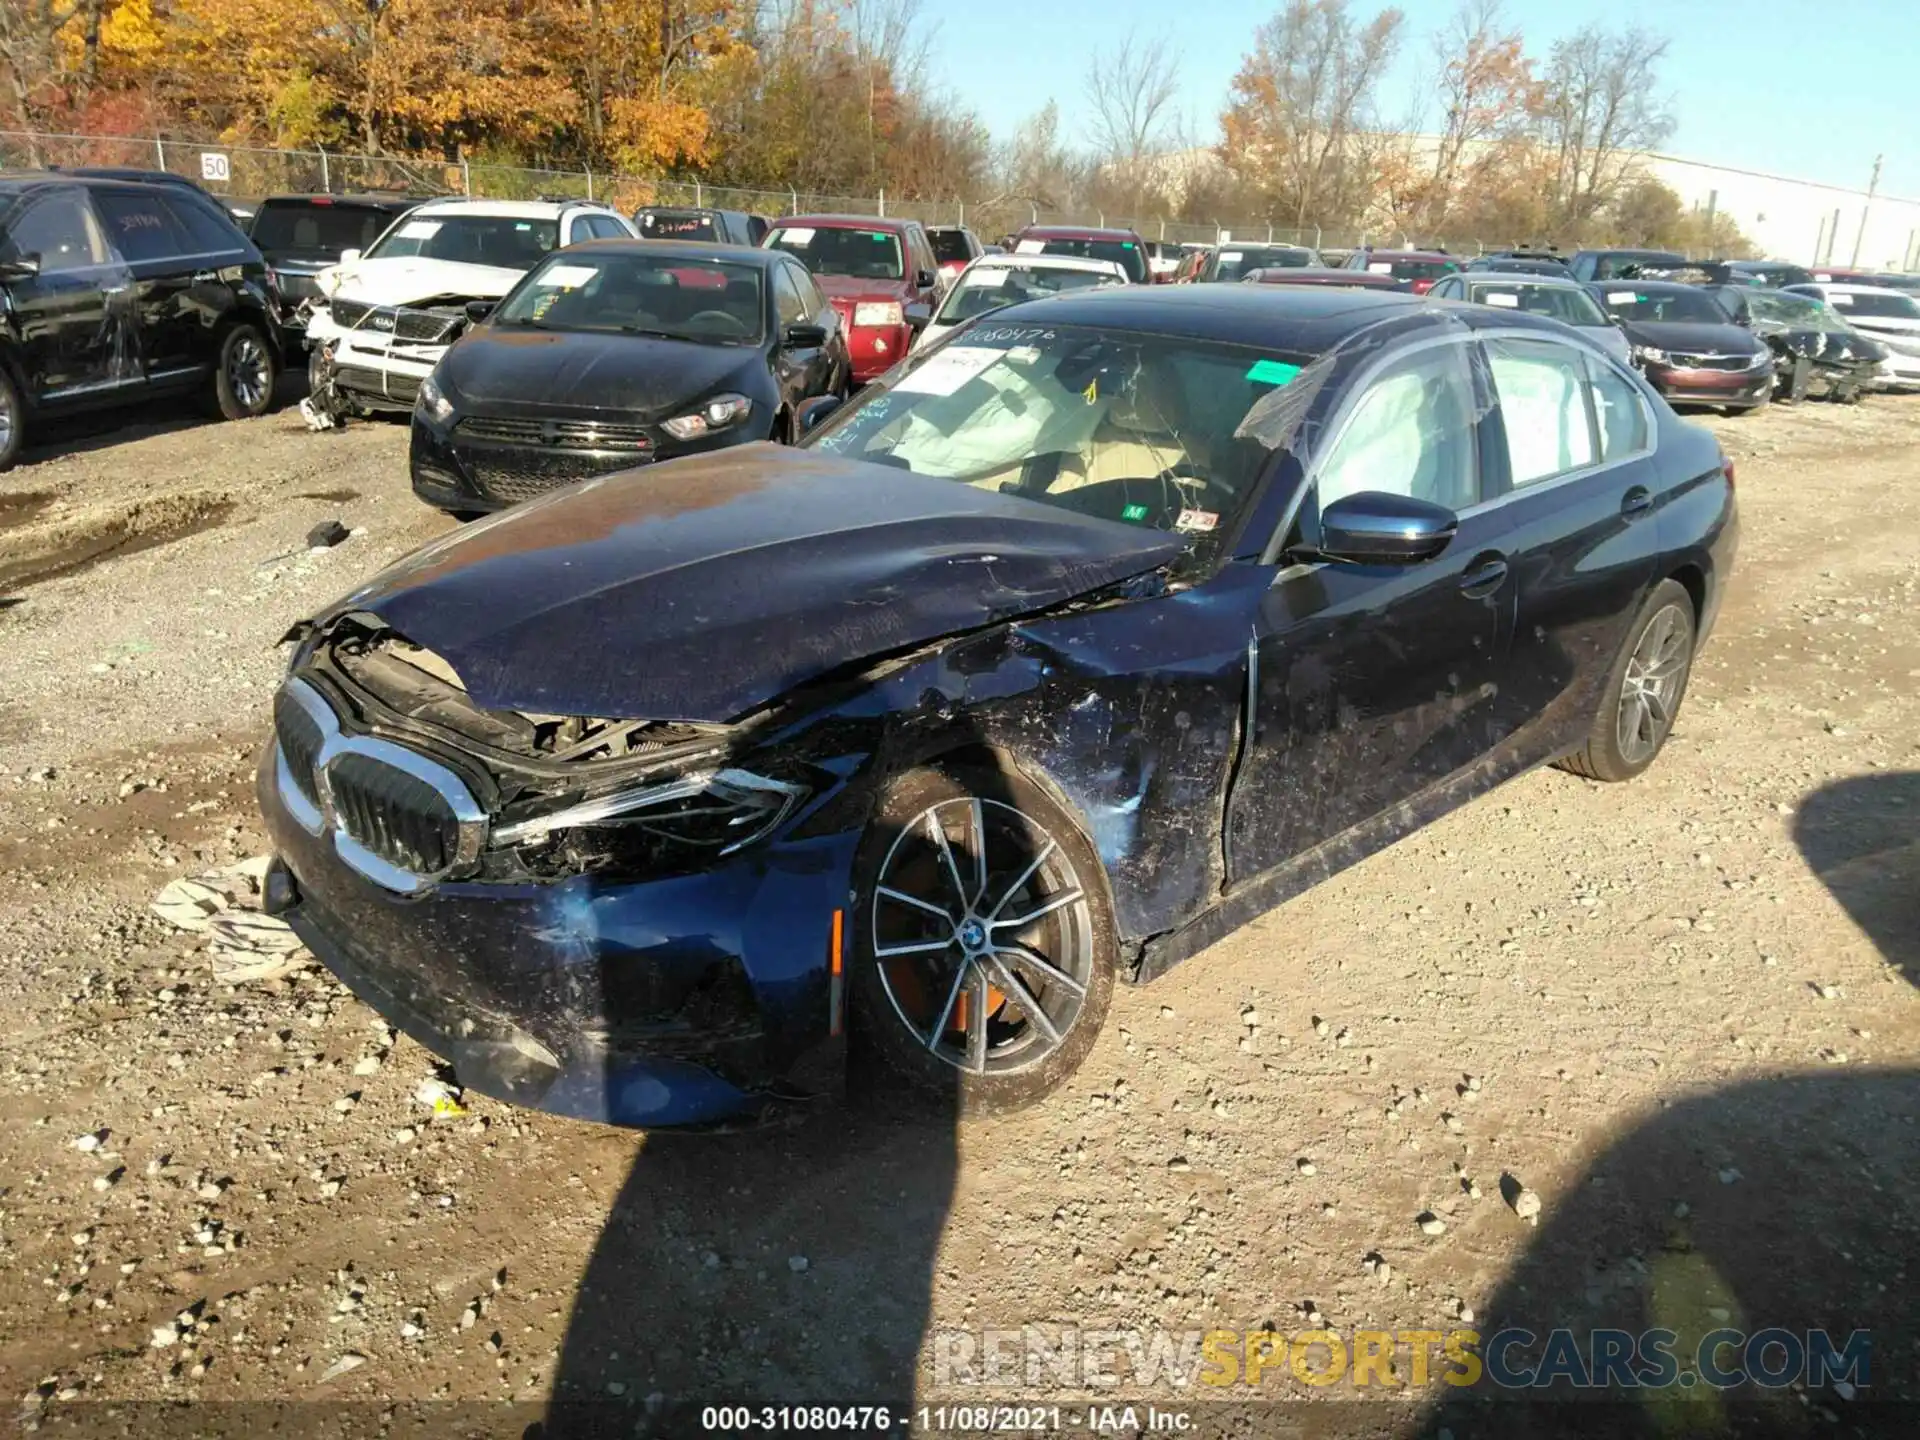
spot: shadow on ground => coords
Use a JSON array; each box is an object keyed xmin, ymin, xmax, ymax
[{"xmin": 1421, "ymin": 771, "xmax": 1918, "ymax": 1438}]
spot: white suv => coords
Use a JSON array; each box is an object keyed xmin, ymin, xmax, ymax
[{"xmin": 303, "ymin": 198, "xmax": 636, "ymax": 416}]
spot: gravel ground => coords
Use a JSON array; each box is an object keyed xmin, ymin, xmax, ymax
[{"xmin": 0, "ymin": 391, "xmax": 1915, "ymax": 1436}]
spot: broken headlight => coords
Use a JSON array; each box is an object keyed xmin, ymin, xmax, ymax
[
  {"xmin": 661, "ymin": 393, "xmax": 751, "ymax": 441},
  {"xmin": 1631, "ymin": 345, "xmax": 1670, "ymax": 366},
  {"xmin": 491, "ymin": 768, "xmax": 806, "ymax": 854}
]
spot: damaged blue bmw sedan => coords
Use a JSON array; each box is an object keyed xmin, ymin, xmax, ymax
[{"xmin": 257, "ymin": 285, "xmax": 1737, "ymax": 1126}]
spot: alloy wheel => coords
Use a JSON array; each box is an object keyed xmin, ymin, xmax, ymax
[
  {"xmin": 871, "ymin": 797, "xmax": 1095, "ymax": 1078},
  {"xmin": 0, "ymin": 382, "xmax": 13, "ymax": 453},
  {"xmin": 1616, "ymin": 602, "xmax": 1691, "ymax": 765},
  {"xmin": 228, "ymin": 334, "xmax": 271, "ymax": 411}
]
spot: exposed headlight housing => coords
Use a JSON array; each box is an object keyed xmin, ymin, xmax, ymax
[
  {"xmin": 661, "ymin": 393, "xmax": 752, "ymax": 440},
  {"xmin": 852, "ymin": 301, "xmax": 905, "ymax": 328},
  {"xmin": 416, "ymin": 372, "xmax": 454, "ymax": 423},
  {"xmin": 491, "ymin": 768, "xmax": 806, "ymax": 854}
]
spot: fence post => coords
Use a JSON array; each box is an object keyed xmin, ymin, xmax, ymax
[
  {"xmin": 878, "ymin": 188, "xmax": 886, "ymax": 217},
  {"xmin": 154, "ymin": 136, "xmax": 165, "ymax": 168},
  {"xmin": 957, "ymin": 198, "xmax": 964, "ymax": 227},
  {"xmin": 585, "ymin": 167, "xmax": 593, "ymax": 201},
  {"xmin": 1029, "ymin": 201, "xmax": 1037, "ymax": 225},
  {"xmin": 1266, "ymin": 223, "xmax": 1273, "ymax": 243},
  {"xmin": 462, "ymin": 159, "xmax": 471, "ymax": 196},
  {"xmin": 1314, "ymin": 225, "xmax": 1322, "ymax": 253},
  {"xmin": 695, "ymin": 180, "xmax": 703, "ymax": 207},
  {"xmin": 319, "ymin": 148, "xmax": 329, "ymax": 193},
  {"xmin": 790, "ymin": 187, "xmax": 798, "ymax": 216}
]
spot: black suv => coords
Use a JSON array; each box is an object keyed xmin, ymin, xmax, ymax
[
  {"xmin": 633, "ymin": 206, "xmax": 766, "ymax": 246},
  {"xmin": 248, "ymin": 193, "xmax": 421, "ymax": 345},
  {"xmin": 0, "ymin": 173, "xmax": 279, "ymax": 470}
]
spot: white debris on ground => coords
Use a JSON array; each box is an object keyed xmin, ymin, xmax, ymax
[{"xmin": 151, "ymin": 855, "xmax": 312, "ymax": 983}]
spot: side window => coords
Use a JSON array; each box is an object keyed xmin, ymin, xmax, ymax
[
  {"xmin": 771, "ymin": 266, "xmax": 808, "ymax": 326},
  {"xmin": 1586, "ymin": 353, "xmax": 1649, "ymax": 460},
  {"xmin": 1484, "ymin": 337, "xmax": 1597, "ymax": 487},
  {"xmin": 161, "ymin": 195, "xmax": 244, "ymax": 255},
  {"xmin": 93, "ymin": 190, "xmax": 191, "ymax": 263},
  {"xmin": 2, "ymin": 192, "xmax": 107, "ymax": 271},
  {"xmin": 800, "ymin": 270, "xmax": 831, "ymax": 318},
  {"xmin": 1316, "ymin": 343, "xmax": 1480, "ymax": 512}
]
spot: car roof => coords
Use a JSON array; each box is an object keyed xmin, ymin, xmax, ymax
[
  {"xmin": 1799, "ymin": 281, "xmax": 1910, "ymax": 297},
  {"xmin": 777, "ymin": 214, "xmax": 908, "ymax": 232},
  {"xmin": 965, "ymin": 253, "xmax": 1124, "ymax": 274},
  {"xmin": 1358, "ymin": 248, "xmax": 1448, "ymax": 259},
  {"xmin": 1460, "ymin": 271, "xmax": 1583, "ymax": 287},
  {"xmin": 1588, "ymin": 279, "xmax": 1699, "ymax": 294},
  {"xmin": 561, "ymin": 238, "xmax": 776, "ymax": 265},
  {"xmin": 407, "ymin": 197, "xmax": 611, "ymax": 218},
  {"xmin": 972, "ymin": 283, "xmax": 1574, "ymax": 351},
  {"xmin": 258, "ymin": 193, "xmax": 421, "ymax": 206},
  {"xmin": 1016, "ymin": 225, "xmax": 1143, "ymax": 240}
]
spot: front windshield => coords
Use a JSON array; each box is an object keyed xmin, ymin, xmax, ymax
[
  {"xmin": 767, "ymin": 225, "xmax": 902, "ymax": 280},
  {"xmin": 1469, "ymin": 282, "xmax": 1607, "ymax": 326},
  {"xmin": 367, "ymin": 213, "xmax": 559, "ymax": 269},
  {"xmin": 804, "ymin": 322, "xmax": 1311, "ymax": 543},
  {"xmin": 1596, "ymin": 287, "xmax": 1729, "ymax": 324},
  {"xmin": 1015, "ymin": 236, "xmax": 1147, "ymax": 283},
  {"xmin": 1212, "ymin": 246, "xmax": 1312, "ymax": 281},
  {"xmin": 1745, "ymin": 291, "xmax": 1843, "ymax": 330},
  {"xmin": 1826, "ymin": 290, "xmax": 1920, "ymax": 320},
  {"xmin": 935, "ymin": 264, "xmax": 1123, "ymax": 324},
  {"xmin": 494, "ymin": 252, "xmax": 765, "ymax": 343}
]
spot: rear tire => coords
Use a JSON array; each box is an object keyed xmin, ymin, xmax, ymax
[
  {"xmin": 209, "ymin": 322, "xmax": 277, "ymax": 421},
  {"xmin": 849, "ymin": 762, "xmax": 1115, "ymax": 1115},
  {"xmin": 0, "ymin": 366, "xmax": 24, "ymax": 472},
  {"xmin": 1556, "ymin": 578, "xmax": 1697, "ymax": 783}
]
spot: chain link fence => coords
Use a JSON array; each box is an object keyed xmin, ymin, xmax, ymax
[{"xmin": 3, "ymin": 128, "xmax": 1607, "ymax": 258}]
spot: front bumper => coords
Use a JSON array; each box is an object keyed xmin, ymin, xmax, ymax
[
  {"xmin": 257, "ymin": 743, "xmax": 859, "ymax": 1128},
  {"xmin": 1646, "ymin": 364, "xmax": 1772, "ymax": 408}
]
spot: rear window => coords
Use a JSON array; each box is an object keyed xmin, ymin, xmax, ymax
[
  {"xmin": 1824, "ymin": 290, "xmax": 1920, "ymax": 320},
  {"xmin": 250, "ymin": 200, "xmax": 401, "ymax": 255},
  {"xmin": 767, "ymin": 225, "xmax": 903, "ymax": 280},
  {"xmin": 637, "ymin": 209, "xmax": 718, "ymax": 242},
  {"xmin": 928, "ymin": 230, "xmax": 974, "ymax": 265},
  {"xmin": 1211, "ymin": 246, "xmax": 1313, "ymax": 281},
  {"xmin": 1368, "ymin": 257, "xmax": 1455, "ymax": 282},
  {"xmin": 1014, "ymin": 235, "xmax": 1147, "ymax": 283},
  {"xmin": 1468, "ymin": 282, "xmax": 1607, "ymax": 326},
  {"xmin": 94, "ymin": 190, "xmax": 190, "ymax": 262}
]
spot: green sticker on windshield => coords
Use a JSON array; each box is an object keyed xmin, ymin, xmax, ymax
[
  {"xmin": 1121, "ymin": 503, "xmax": 1150, "ymax": 522},
  {"xmin": 1247, "ymin": 358, "xmax": 1302, "ymax": 386}
]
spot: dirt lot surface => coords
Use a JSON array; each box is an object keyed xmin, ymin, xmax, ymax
[{"xmin": 0, "ymin": 393, "xmax": 1915, "ymax": 1437}]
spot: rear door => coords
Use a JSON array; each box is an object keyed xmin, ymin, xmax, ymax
[
  {"xmin": 90, "ymin": 186, "xmax": 205, "ymax": 381},
  {"xmin": 1224, "ymin": 336, "xmax": 1518, "ymax": 881},
  {"xmin": 0, "ymin": 186, "xmax": 122, "ymax": 399},
  {"xmin": 1477, "ymin": 334, "xmax": 1661, "ymax": 759}
]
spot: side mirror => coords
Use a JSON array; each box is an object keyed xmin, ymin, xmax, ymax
[
  {"xmin": 1317, "ymin": 492, "xmax": 1458, "ymax": 565},
  {"xmin": 338, "ymin": 248, "xmax": 362, "ymax": 265},
  {"xmin": 464, "ymin": 299, "xmax": 495, "ymax": 323},
  {"xmin": 0, "ymin": 253, "xmax": 42, "ymax": 280},
  {"xmin": 796, "ymin": 394, "xmax": 845, "ymax": 436},
  {"xmin": 914, "ymin": 269, "xmax": 936, "ymax": 289},
  {"xmin": 782, "ymin": 321, "xmax": 828, "ymax": 348},
  {"xmin": 903, "ymin": 303, "xmax": 932, "ymax": 333}
]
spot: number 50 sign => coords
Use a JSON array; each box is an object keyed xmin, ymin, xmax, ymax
[{"xmin": 199, "ymin": 152, "xmax": 231, "ymax": 183}]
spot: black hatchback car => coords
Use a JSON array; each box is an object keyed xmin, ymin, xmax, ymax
[
  {"xmin": 262, "ymin": 286, "xmax": 1735, "ymax": 1128},
  {"xmin": 0, "ymin": 173, "xmax": 279, "ymax": 469},
  {"xmin": 410, "ymin": 240, "xmax": 849, "ymax": 513}
]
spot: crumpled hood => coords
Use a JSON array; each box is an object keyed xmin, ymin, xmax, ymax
[
  {"xmin": 320, "ymin": 255, "xmax": 527, "ymax": 305},
  {"xmin": 439, "ymin": 327, "xmax": 757, "ymax": 417},
  {"xmin": 327, "ymin": 446, "xmax": 1185, "ymax": 722}
]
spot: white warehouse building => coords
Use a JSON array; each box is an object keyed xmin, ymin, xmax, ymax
[{"xmin": 1645, "ymin": 153, "xmax": 1920, "ymax": 271}]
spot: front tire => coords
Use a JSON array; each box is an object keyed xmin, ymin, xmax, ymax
[
  {"xmin": 849, "ymin": 763, "xmax": 1116, "ymax": 1114},
  {"xmin": 210, "ymin": 323, "xmax": 277, "ymax": 421},
  {"xmin": 1557, "ymin": 578, "xmax": 1697, "ymax": 783},
  {"xmin": 0, "ymin": 366, "xmax": 24, "ymax": 471}
]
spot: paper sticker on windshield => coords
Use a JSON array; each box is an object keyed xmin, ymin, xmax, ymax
[
  {"xmin": 1367, "ymin": 262, "xmax": 1394, "ymax": 274},
  {"xmin": 1246, "ymin": 358, "xmax": 1301, "ymax": 386},
  {"xmin": 779, "ymin": 227, "xmax": 815, "ymax": 246},
  {"xmin": 1827, "ymin": 292, "xmax": 1853, "ymax": 305},
  {"xmin": 398, "ymin": 220, "xmax": 442, "ymax": 239},
  {"xmin": 1005, "ymin": 345, "xmax": 1040, "ymax": 364},
  {"xmin": 1220, "ymin": 251, "xmax": 1243, "ymax": 262},
  {"xmin": 1121, "ymin": 503, "xmax": 1150, "ymax": 522},
  {"xmin": 893, "ymin": 345, "xmax": 1003, "ymax": 395},
  {"xmin": 1484, "ymin": 292, "xmax": 1520, "ymax": 307},
  {"xmin": 1176, "ymin": 508, "xmax": 1219, "ymax": 533},
  {"xmin": 968, "ymin": 268, "xmax": 1008, "ymax": 288},
  {"xmin": 1015, "ymin": 239, "xmax": 1046, "ymax": 254},
  {"xmin": 1605, "ymin": 291, "xmax": 1638, "ymax": 306},
  {"xmin": 536, "ymin": 264, "xmax": 596, "ymax": 288}
]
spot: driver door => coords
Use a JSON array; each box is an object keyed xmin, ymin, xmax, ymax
[
  {"xmin": 1224, "ymin": 337, "xmax": 1518, "ymax": 883},
  {"xmin": 1, "ymin": 188, "xmax": 120, "ymax": 399}
]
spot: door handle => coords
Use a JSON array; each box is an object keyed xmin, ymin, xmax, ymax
[
  {"xmin": 1458, "ymin": 555, "xmax": 1509, "ymax": 598},
  {"xmin": 1620, "ymin": 486, "xmax": 1652, "ymax": 520}
]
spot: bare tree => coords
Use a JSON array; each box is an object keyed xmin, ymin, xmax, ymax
[
  {"xmin": 1083, "ymin": 30, "xmax": 1180, "ymax": 212},
  {"xmin": 1535, "ymin": 24, "xmax": 1674, "ymax": 233},
  {"xmin": 1422, "ymin": 0, "xmax": 1537, "ymax": 232},
  {"xmin": 1220, "ymin": 0, "xmax": 1404, "ymax": 230}
]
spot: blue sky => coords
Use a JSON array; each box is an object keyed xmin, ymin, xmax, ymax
[{"xmin": 933, "ymin": 0, "xmax": 1916, "ymax": 200}]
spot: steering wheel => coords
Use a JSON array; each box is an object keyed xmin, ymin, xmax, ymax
[{"xmin": 686, "ymin": 310, "xmax": 752, "ymax": 338}]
